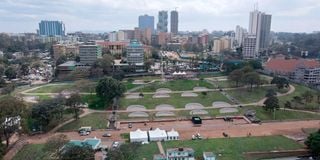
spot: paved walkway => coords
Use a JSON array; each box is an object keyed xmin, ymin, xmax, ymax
[{"xmin": 157, "ymin": 141, "xmax": 165, "ymax": 155}]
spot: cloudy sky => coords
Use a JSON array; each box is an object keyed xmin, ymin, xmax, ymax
[{"xmin": 0, "ymin": 0, "xmax": 319, "ymax": 33}]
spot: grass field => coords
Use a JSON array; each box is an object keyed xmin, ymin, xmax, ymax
[
  {"xmin": 58, "ymin": 112, "xmax": 108, "ymax": 132},
  {"xmin": 278, "ymin": 84, "xmax": 319, "ymax": 110},
  {"xmin": 226, "ymin": 86, "xmax": 275, "ymax": 104},
  {"xmin": 241, "ymin": 106, "xmax": 320, "ymax": 121},
  {"xmin": 137, "ymin": 79, "xmax": 215, "ymax": 92},
  {"xmin": 120, "ymin": 92, "xmax": 231, "ymax": 109},
  {"xmin": 160, "ymin": 136, "xmax": 304, "ymax": 160},
  {"xmin": 13, "ymin": 144, "xmax": 47, "ymax": 160}
]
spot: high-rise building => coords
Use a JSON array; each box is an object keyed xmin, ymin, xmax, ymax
[
  {"xmin": 170, "ymin": 10, "xmax": 178, "ymax": 34},
  {"xmin": 79, "ymin": 43, "xmax": 102, "ymax": 65},
  {"xmin": 126, "ymin": 40, "xmax": 144, "ymax": 64},
  {"xmin": 242, "ymin": 34, "xmax": 257, "ymax": 59},
  {"xmin": 38, "ymin": 20, "xmax": 65, "ymax": 36},
  {"xmin": 249, "ymin": 10, "xmax": 272, "ymax": 52},
  {"xmin": 157, "ymin": 11, "xmax": 168, "ymax": 32},
  {"xmin": 235, "ymin": 25, "xmax": 247, "ymax": 47},
  {"xmin": 139, "ymin": 15, "xmax": 154, "ymax": 33},
  {"xmin": 213, "ymin": 37, "xmax": 231, "ymax": 53},
  {"xmin": 109, "ymin": 31, "xmax": 118, "ymax": 42}
]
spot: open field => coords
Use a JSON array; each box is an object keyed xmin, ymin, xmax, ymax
[
  {"xmin": 12, "ymin": 144, "xmax": 46, "ymax": 160},
  {"xmin": 226, "ymin": 86, "xmax": 276, "ymax": 104},
  {"xmin": 58, "ymin": 112, "xmax": 108, "ymax": 132},
  {"xmin": 141, "ymin": 136, "xmax": 304, "ymax": 160},
  {"xmin": 278, "ymin": 84, "xmax": 319, "ymax": 110},
  {"xmin": 240, "ymin": 106, "xmax": 320, "ymax": 121},
  {"xmin": 120, "ymin": 92, "xmax": 231, "ymax": 109},
  {"xmin": 136, "ymin": 79, "xmax": 215, "ymax": 92}
]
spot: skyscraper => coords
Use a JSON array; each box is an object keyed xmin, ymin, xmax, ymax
[
  {"xmin": 38, "ymin": 20, "xmax": 65, "ymax": 36},
  {"xmin": 138, "ymin": 15, "xmax": 154, "ymax": 32},
  {"xmin": 157, "ymin": 11, "xmax": 168, "ymax": 32},
  {"xmin": 235, "ymin": 25, "xmax": 247, "ymax": 47},
  {"xmin": 170, "ymin": 10, "xmax": 178, "ymax": 34},
  {"xmin": 248, "ymin": 10, "xmax": 272, "ymax": 52}
]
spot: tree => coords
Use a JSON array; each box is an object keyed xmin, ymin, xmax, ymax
[
  {"xmin": 66, "ymin": 93, "xmax": 82, "ymax": 119},
  {"xmin": 317, "ymin": 91, "xmax": 320, "ymax": 104},
  {"xmin": 31, "ymin": 97, "xmax": 65, "ymax": 131},
  {"xmin": 302, "ymin": 91, "xmax": 314, "ymax": 103},
  {"xmin": 271, "ymin": 77, "xmax": 289, "ymax": 89},
  {"xmin": 0, "ymin": 64, "xmax": 5, "ymax": 76},
  {"xmin": 20, "ymin": 63, "xmax": 29, "ymax": 76},
  {"xmin": 248, "ymin": 60, "xmax": 262, "ymax": 69},
  {"xmin": 228, "ymin": 69, "xmax": 243, "ymax": 87},
  {"xmin": 265, "ymin": 89, "xmax": 277, "ymax": 98},
  {"xmin": 96, "ymin": 77, "xmax": 125, "ymax": 106},
  {"xmin": 242, "ymin": 72, "xmax": 260, "ymax": 90},
  {"xmin": 59, "ymin": 144, "xmax": 94, "ymax": 160},
  {"xmin": 107, "ymin": 143, "xmax": 141, "ymax": 160},
  {"xmin": 1, "ymin": 83, "xmax": 15, "ymax": 94},
  {"xmin": 5, "ymin": 66, "xmax": 17, "ymax": 79},
  {"xmin": 263, "ymin": 96, "xmax": 280, "ymax": 112},
  {"xmin": 56, "ymin": 55, "xmax": 67, "ymax": 66},
  {"xmin": 284, "ymin": 101, "xmax": 291, "ymax": 109},
  {"xmin": 0, "ymin": 96, "xmax": 27, "ymax": 147},
  {"xmin": 0, "ymin": 78, "xmax": 6, "ymax": 88},
  {"xmin": 305, "ymin": 129, "xmax": 320, "ymax": 159},
  {"xmin": 43, "ymin": 134, "xmax": 69, "ymax": 158},
  {"xmin": 95, "ymin": 54, "xmax": 114, "ymax": 74}
]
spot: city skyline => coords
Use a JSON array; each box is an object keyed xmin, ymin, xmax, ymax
[{"xmin": 0, "ymin": 0, "xmax": 319, "ymax": 33}]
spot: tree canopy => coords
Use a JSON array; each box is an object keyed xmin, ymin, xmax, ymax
[
  {"xmin": 263, "ymin": 95, "xmax": 280, "ymax": 112},
  {"xmin": 59, "ymin": 143, "xmax": 94, "ymax": 160},
  {"xmin": 96, "ymin": 77, "xmax": 125, "ymax": 107},
  {"xmin": 305, "ymin": 129, "xmax": 320, "ymax": 159}
]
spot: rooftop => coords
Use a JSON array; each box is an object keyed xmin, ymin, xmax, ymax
[{"xmin": 265, "ymin": 58, "xmax": 320, "ymax": 73}]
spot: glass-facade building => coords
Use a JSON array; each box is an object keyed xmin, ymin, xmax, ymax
[
  {"xmin": 139, "ymin": 15, "xmax": 154, "ymax": 32},
  {"xmin": 39, "ymin": 20, "xmax": 65, "ymax": 36}
]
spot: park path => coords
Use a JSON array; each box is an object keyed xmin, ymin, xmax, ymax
[{"xmin": 157, "ymin": 141, "xmax": 165, "ymax": 155}]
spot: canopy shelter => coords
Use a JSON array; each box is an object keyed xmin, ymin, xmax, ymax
[
  {"xmin": 148, "ymin": 128, "xmax": 167, "ymax": 141},
  {"xmin": 167, "ymin": 129, "xmax": 179, "ymax": 141},
  {"xmin": 130, "ymin": 129, "xmax": 148, "ymax": 143}
]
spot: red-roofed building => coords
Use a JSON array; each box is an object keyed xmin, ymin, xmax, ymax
[{"xmin": 265, "ymin": 58, "xmax": 320, "ymax": 84}]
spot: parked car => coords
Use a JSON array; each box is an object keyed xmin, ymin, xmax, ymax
[
  {"xmin": 79, "ymin": 130, "xmax": 90, "ymax": 136},
  {"xmin": 102, "ymin": 133, "xmax": 112, "ymax": 137},
  {"xmin": 112, "ymin": 141, "xmax": 120, "ymax": 148}
]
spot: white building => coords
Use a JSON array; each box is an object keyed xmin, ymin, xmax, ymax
[
  {"xmin": 166, "ymin": 129, "xmax": 179, "ymax": 140},
  {"xmin": 126, "ymin": 40, "xmax": 144, "ymax": 64},
  {"xmin": 130, "ymin": 129, "xmax": 148, "ymax": 143},
  {"xmin": 148, "ymin": 128, "xmax": 167, "ymax": 141},
  {"xmin": 235, "ymin": 25, "xmax": 247, "ymax": 47},
  {"xmin": 109, "ymin": 31, "xmax": 118, "ymax": 42}
]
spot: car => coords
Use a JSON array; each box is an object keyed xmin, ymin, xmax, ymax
[
  {"xmin": 112, "ymin": 141, "xmax": 120, "ymax": 148},
  {"xmin": 79, "ymin": 131, "xmax": 90, "ymax": 136},
  {"xmin": 141, "ymin": 141, "xmax": 149, "ymax": 145},
  {"xmin": 102, "ymin": 133, "xmax": 112, "ymax": 137},
  {"xmin": 128, "ymin": 123, "xmax": 132, "ymax": 128}
]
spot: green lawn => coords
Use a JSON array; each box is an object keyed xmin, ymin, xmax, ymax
[
  {"xmin": 137, "ymin": 79, "xmax": 215, "ymax": 92},
  {"xmin": 13, "ymin": 144, "xmax": 47, "ymax": 160},
  {"xmin": 58, "ymin": 112, "xmax": 108, "ymax": 132},
  {"xmin": 226, "ymin": 86, "xmax": 275, "ymax": 104},
  {"xmin": 241, "ymin": 106, "xmax": 320, "ymax": 121},
  {"xmin": 160, "ymin": 136, "xmax": 304, "ymax": 160},
  {"xmin": 134, "ymin": 142, "xmax": 160, "ymax": 160},
  {"xmin": 120, "ymin": 92, "xmax": 231, "ymax": 109},
  {"xmin": 123, "ymin": 82, "xmax": 140, "ymax": 90},
  {"xmin": 278, "ymin": 84, "xmax": 319, "ymax": 110}
]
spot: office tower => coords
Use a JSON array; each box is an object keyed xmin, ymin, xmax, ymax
[
  {"xmin": 79, "ymin": 43, "xmax": 102, "ymax": 65},
  {"xmin": 235, "ymin": 25, "xmax": 247, "ymax": 47},
  {"xmin": 242, "ymin": 34, "xmax": 257, "ymax": 59},
  {"xmin": 139, "ymin": 15, "xmax": 154, "ymax": 33},
  {"xmin": 249, "ymin": 10, "xmax": 272, "ymax": 52},
  {"xmin": 109, "ymin": 31, "xmax": 118, "ymax": 42},
  {"xmin": 213, "ymin": 37, "xmax": 231, "ymax": 53},
  {"xmin": 38, "ymin": 20, "xmax": 65, "ymax": 36},
  {"xmin": 170, "ymin": 10, "xmax": 178, "ymax": 34},
  {"xmin": 157, "ymin": 11, "xmax": 168, "ymax": 32},
  {"xmin": 126, "ymin": 40, "xmax": 144, "ymax": 64}
]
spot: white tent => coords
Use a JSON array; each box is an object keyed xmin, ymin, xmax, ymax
[
  {"xmin": 130, "ymin": 129, "xmax": 148, "ymax": 143},
  {"xmin": 148, "ymin": 128, "xmax": 167, "ymax": 141},
  {"xmin": 167, "ymin": 129, "xmax": 179, "ymax": 141}
]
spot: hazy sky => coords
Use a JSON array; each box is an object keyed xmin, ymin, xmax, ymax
[{"xmin": 0, "ymin": 0, "xmax": 319, "ymax": 33}]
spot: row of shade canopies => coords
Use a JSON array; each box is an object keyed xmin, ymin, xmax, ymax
[{"xmin": 130, "ymin": 128, "xmax": 179, "ymax": 143}]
